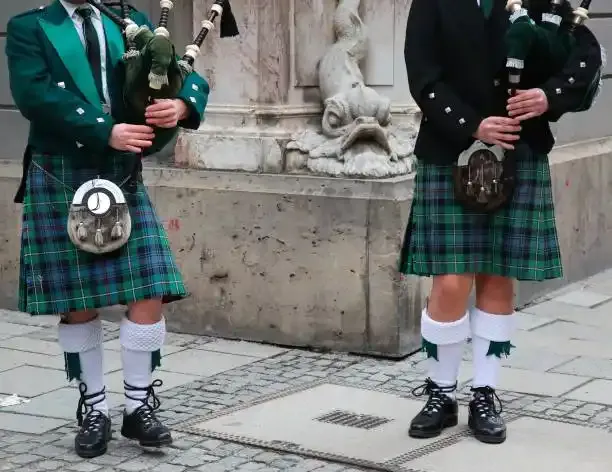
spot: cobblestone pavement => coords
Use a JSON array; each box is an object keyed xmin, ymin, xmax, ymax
[{"xmin": 2, "ymin": 270, "xmax": 612, "ymax": 471}]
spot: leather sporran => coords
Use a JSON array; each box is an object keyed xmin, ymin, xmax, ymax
[
  {"xmin": 67, "ymin": 179, "xmax": 132, "ymax": 254},
  {"xmin": 452, "ymin": 141, "xmax": 516, "ymax": 213}
]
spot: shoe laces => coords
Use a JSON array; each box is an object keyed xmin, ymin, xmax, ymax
[
  {"xmin": 412, "ymin": 378, "xmax": 456, "ymax": 415},
  {"xmin": 76, "ymin": 382, "xmax": 107, "ymax": 427},
  {"xmin": 124, "ymin": 379, "xmax": 163, "ymax": 428},
  {"xmin": 471, "ymin": 386, "xmax": 503, "ymax": 418}
]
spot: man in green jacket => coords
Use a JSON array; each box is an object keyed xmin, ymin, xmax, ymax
[{"xmin": 6, "ymin": 0, "xmax": 209, "ymax": 459}]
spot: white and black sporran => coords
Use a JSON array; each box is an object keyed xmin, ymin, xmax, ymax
[
  {"xmin": 67, "ymin": 179, "xmax": 132, "ymax": 254},
  {"xmin": 452, "ymin": 141, "xmax": 516, "ymax": 213}
]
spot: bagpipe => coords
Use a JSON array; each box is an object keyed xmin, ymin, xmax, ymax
[
  {"xmin": 66, "ymin": 0, "xmax": 239, "ymax": 255},
  {"xmin": 85, "ymin": 0, "xmax": 239, "ymax": 151},
  {"xmin": 453, "ymin": 0, "xmax": 596, "ymax": 213}
]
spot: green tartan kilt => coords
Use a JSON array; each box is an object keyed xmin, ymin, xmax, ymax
[
  {"xmin": 18, "ymin": 152, "xmax": 188, "ymax": 315},
  {"xmin": 399, "ymin": 152, "xmax": 563, "ymax": 281}
]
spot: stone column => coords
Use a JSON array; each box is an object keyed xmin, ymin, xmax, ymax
[{"xmin": 175, "ymin": 0, "xmax": 420, "ymax": 173}]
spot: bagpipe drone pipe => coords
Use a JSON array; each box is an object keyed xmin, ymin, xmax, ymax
[
  {"xmin": 505, "ymin": 0, "xmax": 596, "ymax": 97},
  {"xmin": 86, "ymin": 0, "xmax": 239, "ymax": 151}
]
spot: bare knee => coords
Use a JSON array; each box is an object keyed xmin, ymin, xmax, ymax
[
  {"xmin": 475, "ymin": 275, "xmax": 514, "ymax": 314},
  {"xmin": 428, "ymin": 274, "xmax": 474, "ymax": 321},
  {"xmin": 61, "ymin": 310, "xmax": 98, "ymax": 324},
  {"xmin": 127, "ymin": 299, "xmax": 163, "ymax": 325}
]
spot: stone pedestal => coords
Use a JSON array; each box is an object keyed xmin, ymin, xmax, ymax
[{"xmin": 175, "ymin": 0, "xmax": 419, "ymax": 174}]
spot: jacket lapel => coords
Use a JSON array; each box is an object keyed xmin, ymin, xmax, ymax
[
  {"xmin": 38, "ymin": 1, "xmax": 101, "ymax": 109},
  {"xmin": 102, "ymin": 14, "xmax": 125, "ymax": 69}
]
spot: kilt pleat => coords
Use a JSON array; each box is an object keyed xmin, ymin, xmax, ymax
[
  {"xmin": 19, "ymin": 153, "xmax": 188, "ymax": 315},
  {"xmin": 399, "ymin": 152, "xmax": 563, "ymax": 281}
]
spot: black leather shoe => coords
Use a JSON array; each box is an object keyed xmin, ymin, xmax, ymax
[
  {"xmin": 468, "ymin": 386, "xmax": 506, "ymax": 444},
  {"xmin": 74, "ymin": 383, "xmax": 112, "ymax": 459},
  {"xmin": 121, "ymin": 380, "xmax": 172, "ymax": 448},
  {"xmin": 408, "ymin": 378, "xmax": 458, "ymax": 439}
]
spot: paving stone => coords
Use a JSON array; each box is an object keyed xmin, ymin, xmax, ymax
[
  {"xmin": 2, "ymin": 388, "xmax": 123, "ymax": 420},
  {"xmin": 407, "ymin": 417, "xmax": 611, "ymax": 472},
  {"xmin": 67, "ymin": 463, "xmax": 105, "ymax": 472},
  {"xmin": 0, "ymin": 365, "xmax": 68, "ymax": 397},
  {"xmin": 196, "ymin": 339, "xmax": 287, "ymax": 359},
  {"xmin": 552, "ymin": 290, "xmax": 612, "ymax": 308},
  {"xmin": 0, "ymin": 412, "xmax": 68, "ymax": 434},
  {"xmin": 0, "ymin": 348, "xmax": 64, "ymax": 372},
  {"xmin": 104, "ymin": 369, "xmax": 198, "ymax": 394},
  {"xmin": 0, "ymin": 337, "xmax": 62, "ymax": 356},
  {"xmin": 0, "ymin": 322, "xmax": 42, "ymax": 338},
  {"xmin": 159, "ymin": 349, "xmax": 259, "ymax": 377},
  {"xmin": 531, "ymin": 320, "xmax": 612, "ymax": 343},
  {"xmin": 499, "ymin": 348, "xmax": 576, "ymax": 372},
  {"xmin": 460, "ymin": 364, "xmax": 590, "ymax": 396},
  {"xmin": 564, "ymin": 379, "xmax": 612, "ymax": 405},
  {"xmin": 551, "ymin": 356, "xmax": 612, "ymax": 379}
]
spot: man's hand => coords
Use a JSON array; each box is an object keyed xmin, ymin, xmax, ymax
[
  {"xmin": 507, "ymin": 88, "xmax": 549, "ymax": 121},
  {"xmin": 145, "ymin": 99, "xmax": 189, "ymax": 128},
  {"xmin": 109, "ymin": 124, "xmax": 155, "ymax": 154},
  {"xmin": 473, "ymin": 116, "xmax": 521, "ymax": 150}
]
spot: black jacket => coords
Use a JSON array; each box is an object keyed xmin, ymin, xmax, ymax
[{"xmin": 404, "ymin": 0, "xmax": 603, "ymax": 164}]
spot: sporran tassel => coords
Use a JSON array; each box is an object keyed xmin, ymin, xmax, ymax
[
  {"xmin": 111, "ymin": 221, "xmax": 124, "ymax": 240},
  {"xmin": 94, "ymin": 228, "xmax": 104, "ymax": 247},
  {"xmin": 77, "ymin": 222, "xmax": 88, "ymax": 241}
]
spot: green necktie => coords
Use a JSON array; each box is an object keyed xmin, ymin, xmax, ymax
[{"xmin": 480, "ymin": 0, "xmax": 493, "ymax": 18}]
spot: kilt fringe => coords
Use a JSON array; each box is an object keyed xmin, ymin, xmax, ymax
[
  {"xmin": 399, "ymin": 155, "xmax": 563, "ymax": 281},
  {"xmin": 64, "ymin": 352, "xmax": 82, "ymax": 382}
]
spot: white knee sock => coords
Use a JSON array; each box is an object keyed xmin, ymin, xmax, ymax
[
  {"xmin": 421, "ymin": 309, "xmax": 470, "ymax": 399},
  {"xmin": 470, "ymin": 307, "xmax": 516, "ymax": 389},
  {"xmin": 57, "ymin": 318, "xmax": 109, "ymax": 418},
  {"xmin": 120, "ymin": 317, "xmax": 166, "ymax": 414}
]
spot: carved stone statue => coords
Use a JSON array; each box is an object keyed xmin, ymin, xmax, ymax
[{"xmin": 286, "ymin": 0, "xmax": 417, "ymax": 178}]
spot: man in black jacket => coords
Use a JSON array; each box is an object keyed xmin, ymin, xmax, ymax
[{"xmin": 399, "ymin": 0, "xmax": 602, "ymax": 444}]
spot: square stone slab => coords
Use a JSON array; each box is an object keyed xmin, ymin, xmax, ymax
[
  {"xmin": 159, "ymin": 349, "xmax": 259, "ymax": 377},
  {"xmin": 531, "ymin": 320, "xmax": 611, "ymax": 344},
  {"xmin": 552, "ymin": 290, "xmax": 612, "ymax": 308},
  {"xmin": 187, "ymin": 383, "xmax": 470, "ymax": 465},
  {"xmin": 0, "ymin": 365, "xmax": 67, "ymax": 397},
  {"xmin": 405, "ymin": 417, "xmax": 611, "ymax": 472},
  {"xmin": 514, "ymin": 311, "xmax": 556, "ymax": 331},
  {"xmin": 2, "ymin": 387, "xmax": 124, "ymax": 420},
  {"xmin": 459, "ymin": 364, "xmax": 589, "ymax": 396},
  {"xmin": 0, "ymin": 347, "xmax": 65, "ymax": 373},
  {"xmin": 564, "ymin": 379, "xmax": 612, "ymax": 405},
  {"xmin": 196, "ymin": 339, "xmax": 288, "ymax": 359},
  {"xmin": 521, "ymin": 301, "xmax": 612, "ymax": 328},
  {"xmin": 104, "ymin": 369, "xmax": 199, "ymax": 394},
  {"xmin": 0, "ymin": 336, "xmax": 62, "ymax": 356},
  {"xmin": 0, "ymin": 321, "xmax": 42, "ymax": 338},
  {"xmin": 552, "ymin": 357, "xmax": 612, "ymax": 380},
  {"xmin": 0, "ymin": 411, "xmax": 69, "ymax": 434}
]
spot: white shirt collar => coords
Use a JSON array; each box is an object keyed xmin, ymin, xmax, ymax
[{"xmin": 59, "ymin": 0, "xmax": 102, "ymax": 20}]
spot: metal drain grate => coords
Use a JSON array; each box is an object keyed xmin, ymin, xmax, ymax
[{"xmin": 314, "ymin": 410, "xmax": 392, "ymax": 429}]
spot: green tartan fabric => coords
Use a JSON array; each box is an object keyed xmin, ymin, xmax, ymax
[
  {"xmin": 19, "ymin": 153, "xmax": 187, "ymax": 315},
  {"xmin": 399, "ymin": 153, "xmax": 563, "ymax": 281}
]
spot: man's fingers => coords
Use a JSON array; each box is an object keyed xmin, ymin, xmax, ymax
[
  {"xmin": 147, "ymin": 118, "xmax": 177, "ymax": 128},
  {"xmin": 491, "ymin": 132, "xmax": 520, "ymax": 142},
  {"xmin": 126, "ymin": 131, "xmax": 155, "ymax": 141},
  {"xmin": 127, "ymin": 139, "xmax": 153, "ymax": 148},
  {"xmin": 124, "ymin": 125, "xmax": 154, "ymax": 134},
  {"xmin": 124, "ymin": 145, "xmax": 142, "ymax": 153},
  {"xmin": 490, "ymin": 117, "xmax": 521, "ymax": 126},
  {"xmin": 145, "ymin": 108, "xmax": 175, "ymax": 119},
  {"xmin": 513, "ymin": 111, "xmax": 538, "ymax": 121}
]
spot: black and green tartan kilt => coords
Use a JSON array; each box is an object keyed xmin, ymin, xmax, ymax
[
  {"xmin": 399, "ymin": 152, "xmax": 563, "ymax": 281},
  {"xmin": 18, "ymin": 152, "xmax": 188, "ymax": 315}
]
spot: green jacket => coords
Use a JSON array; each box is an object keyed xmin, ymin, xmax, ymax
[{"xmin": 5, "ymin": 1, "xmax": 209, "ymax": 200}]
